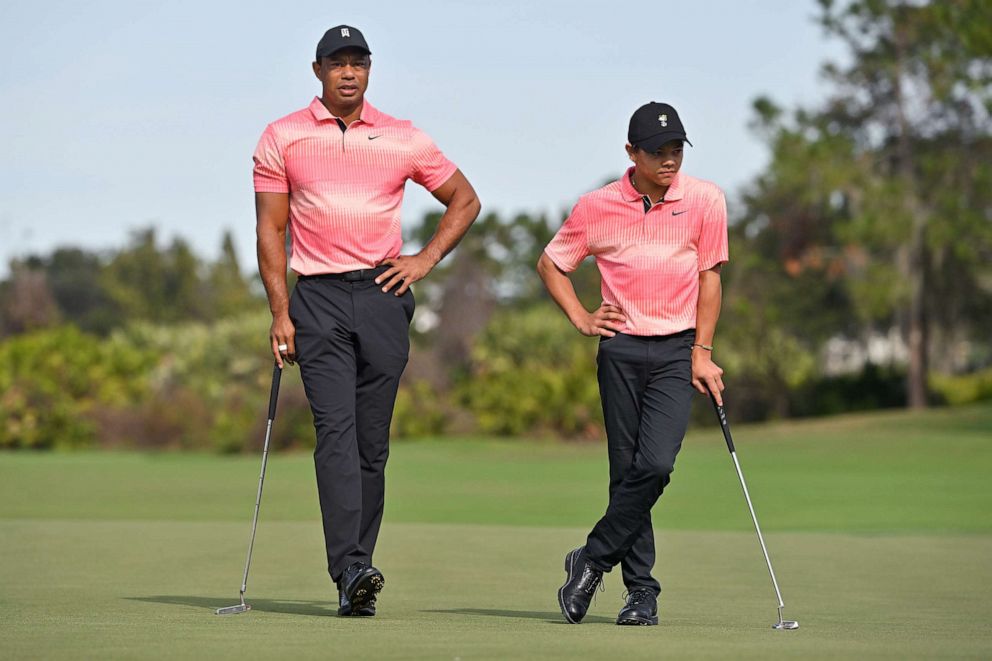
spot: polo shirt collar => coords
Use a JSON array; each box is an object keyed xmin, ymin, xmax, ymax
[
  {"xmin": 620, "ymin": 167, "xmax": 642, "ymax": 202},
  {"xmin": 619, "ymin": 167, "xmax": 685, "ymax": 204},
  {"xmin": 307, "ymin": 96, "xmax": 380, "ymax": 126},
  {"xmin": 665, "ymin": 172, "xmax": 685, "ymax": 201}
]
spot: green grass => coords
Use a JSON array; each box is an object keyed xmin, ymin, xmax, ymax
[{"xmin": 2, "ymin": 404, "xmax": 991, "ymax": 659}]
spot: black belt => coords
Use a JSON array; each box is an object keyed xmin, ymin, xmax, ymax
[{"xmin": 298, "ymin": 266, "xmax": 390, "ymax": 282}]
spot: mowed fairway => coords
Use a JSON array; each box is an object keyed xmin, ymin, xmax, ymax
[{"xmin": 2, "ymin": 405, "xmax": 991, "ymax": 659}]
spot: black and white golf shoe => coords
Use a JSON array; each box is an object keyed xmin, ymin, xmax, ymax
[
  {"xmin": 340, "ymin": 562, "xmax": 384, "ymax": 614},
  {"xmin": 557, "ymin": 546, "xmax": 603, "ymax": 624},
  {"xmin": 337, "ymin": 585, "xmax": 376, "ymax": 617},
  {"xmin": 616, "ymin": 589, "xmax": 658, "ymax": 625}
]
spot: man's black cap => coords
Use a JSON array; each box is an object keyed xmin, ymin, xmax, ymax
[
  {"xmin": 628, "ymin": 102, "xmax": 692, "ymax": 152},
  {"xmin": 316, "ymin": 25, "xmax": 371, "ymax": 59}
]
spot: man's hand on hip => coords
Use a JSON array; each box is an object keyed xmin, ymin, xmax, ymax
[
  {"xmin": 270, "ymin": 314, "xmax": 296, "ymax": 367},
  {"xmin": 691, "ymin": 348, "xmax": 725, "ymax": 405},
  {"xmin": 377, "ymin": 253, "xmax": 435, "ymax": 295}
]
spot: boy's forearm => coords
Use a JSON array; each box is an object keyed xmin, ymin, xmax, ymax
[{"xmin": 537, "ymin": 253, "xmax": 587, "ymax": 328}]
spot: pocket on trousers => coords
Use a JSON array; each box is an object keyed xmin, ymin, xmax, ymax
[
  {"xmin": 599, "ymin": 332, "xmax": 624, "ymax": 347},
  {"xmin": 288, "ymin": 285, "xmax": 300, "ymax": 324},
  {"xmin": 402, "ymin": 288, "xmax": 416, "ymax": 324}
]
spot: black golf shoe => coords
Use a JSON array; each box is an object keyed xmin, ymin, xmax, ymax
[
  {"xmin": 337, "ymin": 585, "xmax": 376, "ymax": 617},
  {"xmin": 340, "ymin": 562, "xmax": 384, "ymax": 613},
  {"xmin": 557, "ymin": 546, "xmax": 604, "ymax": 624},
  {"xmin": 616, "ymin": 589, "xmax": 658, "ymax": 626}
]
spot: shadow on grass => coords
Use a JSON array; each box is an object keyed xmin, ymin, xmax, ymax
[
  {"xmin": 424, "ymin": 608, "xmax": 614, "ymax": 624},
  {"xmin": 128, "ymin": 595, "xmax": 335, "ymax": 617},
  {"xmin": 132, "ymin": 598, "xmax": 616, "ymax": 623}
]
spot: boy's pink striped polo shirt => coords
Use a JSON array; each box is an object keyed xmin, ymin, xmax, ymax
[
  {"xmin": 253, "ymin": 97, "xmax": 457, "ymax": 275},
  {"xmin": 544, "ymin": 168, "xmax": 729, "ymax": 336}
]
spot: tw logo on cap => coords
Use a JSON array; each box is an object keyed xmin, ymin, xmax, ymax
[
  {"xmin": 659, "ymin": 114, "xmax": 668, "ymax": 127},
  {"xmin": 341, "ymin": 28, "xmax": 350, "ymax": 37}
]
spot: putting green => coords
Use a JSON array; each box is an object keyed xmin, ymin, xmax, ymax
[{"xmin": 2, "ymin": 405, "xmax": 990, "ymax": 658}]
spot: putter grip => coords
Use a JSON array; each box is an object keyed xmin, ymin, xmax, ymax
[
  {"xmin": 710, "ymin": 395, "xmax": 736, "ymax": 453},
  {"xmin": 268, "ymin": 362, "xmax": 282, "ymax": 420}
]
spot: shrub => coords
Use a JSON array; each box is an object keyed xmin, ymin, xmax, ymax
[
  {"xmin": 930, "ymin": 367, "xmax": 992, "ymax": 406},
  {"xmin": 456, "ymin": 305, "xmax": 602, "ymax": 438},
  {"xmin": 392, "ymin": 379, "xmax": 450, "ymax": 437},
  {"xmin": 0, "ymin": 326, "xmax": 155, "ymax": 449},
  {"xmin": 789, "ymin": 363, "xmax": 906, "ymax": 417}
]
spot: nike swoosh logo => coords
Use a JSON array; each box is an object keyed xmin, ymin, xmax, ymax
[
  {"xmin": 672, "ymin": 210, "xmax": 688, "ymax": 216},
  {"xmin": 368, "ymin": 135, "xmax": 382, "ymax": 141}
]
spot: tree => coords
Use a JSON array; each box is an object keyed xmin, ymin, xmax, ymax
[
  {"xmin": 746, "ymin": 0, "xmax": 992, "ymax": 407},
  {"xmin": 0, "ymin": 261, "xmax": 61, "ymax": 335},
  {"xmin": 207, "ymin": 231, "xmax": 256, "ymax": 318},
  {"xmin": 100, "ymin": 228, "xmax": 210, "ymax": 323},
  {"xmin": 43, "ymin": 248, "xmax": 120, "ymax": 334},
  {"xmin": 824, "ymin": 0, "xmax": 992, "ymax": 406}
]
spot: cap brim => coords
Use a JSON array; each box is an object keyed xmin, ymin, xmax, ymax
[
  {"xmin": 633, "ymin": 132, "xmax": 692, "ymax": 152},
  {"xmin": 316, "ymin": 45, "xmax": 371, "ymax": 58}
]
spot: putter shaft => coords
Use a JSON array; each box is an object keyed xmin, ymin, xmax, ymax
[
  {"xmin": 240, "ymin": 416, "xmax": 274, "ymax": 596},
  {"xmin": 216, "ymin": 363, "xmax": 282, "ymax": 616},
  {"xmin": 728, "ymin": 448, "xmax": 785, "ymax": 610},
  {"xmin": 711, "ymin": 395, "xmax": 798, "ymax": 630}
]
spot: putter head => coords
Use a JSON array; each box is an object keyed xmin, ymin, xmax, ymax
[
  {"xmin": 215, "ymin": 603, "xmax": 251, "ymax": 616},
  {"xmin": 773, "ymin": 619, "xmax": 799, "ymax": 630}
]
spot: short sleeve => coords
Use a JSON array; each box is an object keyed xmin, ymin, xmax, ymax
[
  {"xmin": 697, "ymin": 190, "xmax": 729, "ymax": 271},
  {"xmin": 409, "ymin": 129, "xmax": 458, "ymax": 192},
  {"xmin": 544, "ymin": 200, "xmax": 590, "ymax": 273},
  {"xmin": 253, "ymin": 125, "xmax": 289, "ymax": 193}
]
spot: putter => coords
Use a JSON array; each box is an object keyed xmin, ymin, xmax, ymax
[
  {"xmin": 710, "ymin": 394, "xmax": 799, "ymax": 630},
  {"xmin": 216, "ymin": 361, "xmax": 283, "ymax": 616}
]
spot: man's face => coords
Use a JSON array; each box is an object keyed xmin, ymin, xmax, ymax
[
  {"xmin": 627, "ymin": 140, "xmax": 684, "ymax": 188},
  {"xmin": 312, "ymin": 47, "xmax": 371, "ymax": 108}
]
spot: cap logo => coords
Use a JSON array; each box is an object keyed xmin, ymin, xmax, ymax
[
  {"xmin": 341, "ymin": 28, "xmax": 350, "ymax": 37},
  {"xmin": 659, "ymin": 114, "xmax": 668, "ymax": 127}
]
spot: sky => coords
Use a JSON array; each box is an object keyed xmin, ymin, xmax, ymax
[{"xmin": 1, "ymin": 0, "xmax": 846, "ymax": 275}]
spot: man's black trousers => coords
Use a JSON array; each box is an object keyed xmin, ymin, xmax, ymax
[
  {"xmin": 584, "ymin": 330, "xmax": 695, "ymax": 595},
  {"xmin": 290, "ymin": 273, "xmax": 414, "ymax": 583}
]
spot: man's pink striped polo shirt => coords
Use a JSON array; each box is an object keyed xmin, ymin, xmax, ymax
[
  {"xmin": 544, "ymin": 168, "xmax": 729, "ymax": 336},
  {"xmin": 253, "ymin": 97, "xmax": 458, "ymax": 275}
]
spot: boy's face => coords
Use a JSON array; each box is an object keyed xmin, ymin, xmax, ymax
[{"xmin": 626, "ymin": 140, "xmax": 684, "ymax": 189}]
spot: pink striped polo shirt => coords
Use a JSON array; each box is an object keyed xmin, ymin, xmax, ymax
[
  {"xmin": 545, "ymin": 168, "xmax": 729, "ymax": 336},
  {"xmin": 253, "ymin": 97, "xmax": 458, "ymax": 275}
]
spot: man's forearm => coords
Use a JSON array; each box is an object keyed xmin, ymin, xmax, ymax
[
  {"xmin": 695, "ymin": 268, "xmax": 722, "ymax": 346},
  {"xmin": 257, "ymin": 225, "xmax": 290, "ymax": 317},
  {"xmin": 418, "ymin": 190, "xmax": 481, "ymax": 266}
]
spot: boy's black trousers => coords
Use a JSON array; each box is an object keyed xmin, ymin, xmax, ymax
[{"xmin": 584, "ymin": 329, "xmax": 696, "ymax": 595}]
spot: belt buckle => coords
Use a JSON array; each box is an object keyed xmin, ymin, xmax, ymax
[{"xmin": 343, "ymin": 270, "xmax": 364, "ymax": 282}]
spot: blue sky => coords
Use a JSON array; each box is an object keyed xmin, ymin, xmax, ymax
[{"xmin": 1, "ymin": 0, "xmax": 845, "ymax": 274}]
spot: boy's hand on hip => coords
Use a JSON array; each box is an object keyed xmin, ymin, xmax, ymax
[{"xmin": 576, "ymin": 303, "xmax": 626, "ymax": 338}]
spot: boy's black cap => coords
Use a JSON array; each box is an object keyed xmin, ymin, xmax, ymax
[
  {"xmin": 316, "ymin": 25, "xmax": 371, "ymax": 59},
  {"xmin": 628, "ymin": 102, "xmax": 692, "ymax": 152}
]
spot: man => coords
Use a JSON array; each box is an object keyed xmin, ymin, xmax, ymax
[
  {"xmin": 253, "ymin": 25, "xmax": 480, "ymax": 617},
  {"xmin": 537, "ymin": 102, "xmax": 728, "ymax": 626}
]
